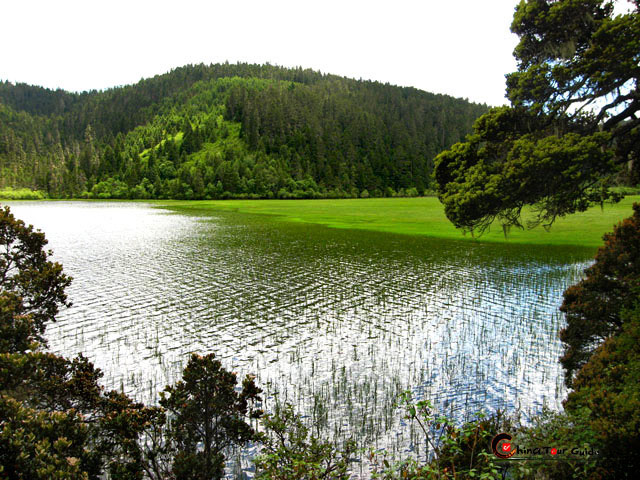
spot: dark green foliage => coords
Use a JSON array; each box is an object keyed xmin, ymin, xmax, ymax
[
  {"xmin": 517, "ymin": 311, "xmax": 640, "ymax": 480},
  {"xmin": 435, "ymin": 106, "xmax": 619, "ymax": 233},
  {"xmin": 515, "ymin": 408, "xmax": 601, "ymax": 480},
  {"xmin": 0, "ymin": 63, "xmax": 487, "ymax": 200},
  {"xmin": 255, "ymin": 403, "xmax": 355, "ymax": 480},
  {"xmin": 369, "ymin": 392, "xmax": 505, "ymax": 479},
  {"xmin": 556, "ymin": 203, "xmax": 640, "ymax": 477},
  {"xmin": 0, "ymin": 292, "xmax": 37, "ymax": 353},
  {"xmin": 435, "ymin": 0, "xmax": 639, "ymax": 232},
  {"xmin": 0, "ymin": 206, "xmax": 72, "ymax": 344},
  {"xmin": 0, "ymin": 349, "xmax": 158, "ymax": 479},
  {"xmin": 2, "ymin": 348, "xmax": 262, "ymax": 480},
  {"xmin": 159, "ymin": 353, "xmax": 262, "ymax": 480},
  {"xmin": 563, "ymin": 301, "xmax": 640, "ymax": 477},
  {"xmin": 0, "ymin": 395, "xmax": 90, "ymax": 480},
  {"xmin": 98, "ymin": 391, "xmax": 166, "ymax": 480},
  {"xmin": 559, "ymin": 203, "xmax": 640, "ymax": 384},
  {"xmin": 0, "ymin": 206, "xmax": 72, "ymax": 343}
]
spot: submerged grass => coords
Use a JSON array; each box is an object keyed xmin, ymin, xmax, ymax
[
  {"xmin": 8, "ymin": 201, "xmax": 588, "ymax": 467},
  {"xmin": 162, "ymin": 196, "xmax": 640, "ymax": 249}
]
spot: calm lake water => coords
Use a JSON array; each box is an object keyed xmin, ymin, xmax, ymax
[{"xmin": 4, "ymin": 201, "xmax": 593, "ymax": 464}]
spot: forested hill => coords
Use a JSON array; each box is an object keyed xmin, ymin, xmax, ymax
[{"xmin": 0, "ymin": 63, "xmax": 488, "ymax": 199}]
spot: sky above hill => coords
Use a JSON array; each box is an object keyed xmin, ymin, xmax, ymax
[{"xmin": 1, "ymin": 0, "xmax": 526, "ymax": 105}]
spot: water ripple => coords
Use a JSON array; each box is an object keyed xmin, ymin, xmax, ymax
[{"xmin": 5, "ymin": 201, "xmax": 590, "ymax": 469}]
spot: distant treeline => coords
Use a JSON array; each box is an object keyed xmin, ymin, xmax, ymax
[{"xmin": 0, "ymin": 63, "xmax": 488, "ymax": 199}]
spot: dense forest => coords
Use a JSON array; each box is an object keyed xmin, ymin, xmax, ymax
[{"xmin": 0, "ymin": 63, "xmax": 487, "ymax": 199}]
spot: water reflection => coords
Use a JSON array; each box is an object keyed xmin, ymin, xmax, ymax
[{"xmin": 5, "ymin": 201, "xmax": 591, "ymax": 459}]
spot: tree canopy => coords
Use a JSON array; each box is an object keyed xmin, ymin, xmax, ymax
[
  {"xmin": 435, "ymin": 0, "xmax": 639, "ymax": 233},
  {"xmin": 160, "ymin": 353, "xmax": 262, "ymax": 480},
  {"xmin": 563, "ymin": 300, "xmax": 640, "ymax": 475},
  {"xmin": 0, "ymin": 206, "xmax": 71, "ymax": 343},
  {"xmin": 560, "ymin": 202, "xmax": 640, "ymax": 383},
  {"xmin": 0, "ymin": 64, "xmax": 487, "ymax": 201}
]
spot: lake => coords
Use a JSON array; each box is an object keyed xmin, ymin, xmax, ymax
[{"xmin": 4, "ymin": 201, "xmax": 592, "ymax": 464}]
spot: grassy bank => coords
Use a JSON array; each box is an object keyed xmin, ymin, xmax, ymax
[{"xmin": 162, "ymin": 195, "xmax": 640, "ymax": 248}]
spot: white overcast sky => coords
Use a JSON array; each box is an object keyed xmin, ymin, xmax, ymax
[{"xmin": 2, "ymin": 0, "xmax": 524, "ymax": 106}]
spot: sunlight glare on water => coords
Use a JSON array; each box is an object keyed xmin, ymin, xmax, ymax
[{"xmin": 4, "ymin": 201, "xmax": 590, "ymax": 463}]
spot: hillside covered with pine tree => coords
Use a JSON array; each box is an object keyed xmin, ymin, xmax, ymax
[{"xmin": 0, "ymin": 63, "xmax": 487, "ymax": 199}]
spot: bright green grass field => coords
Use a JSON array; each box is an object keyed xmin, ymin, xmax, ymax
[{"xmin": 164, "ymin": 196, "xmax": 640, "ymax": 249}]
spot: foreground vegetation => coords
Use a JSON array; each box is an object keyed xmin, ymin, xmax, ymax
[
  {"xmin": 165, "ymin": 195, "xmax": 639, "ymax": 248},
  {"xmin": 2, "ymin": 200, "xmax": 639, "ymax": 479}
]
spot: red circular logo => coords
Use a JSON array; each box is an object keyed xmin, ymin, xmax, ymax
[{"xmin": 491, "ymin": 433, "xmax": 515, "ymax": 459}]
